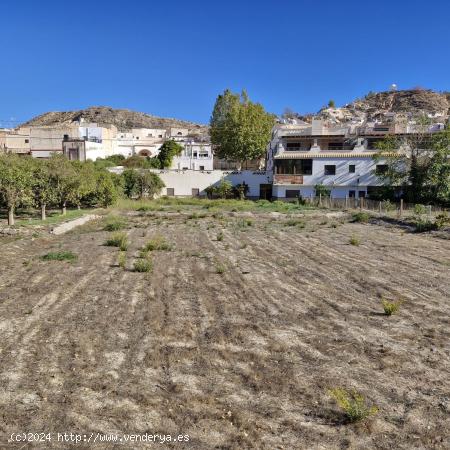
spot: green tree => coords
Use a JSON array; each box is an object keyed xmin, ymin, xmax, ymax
[
  {"xmin": 374, "ymin": 120, "xmax": 450, "ymax": 204},
  {"xmin": 93, "ymin": 171, "xmax": 118, "ymax": 207},
  {"xmin": 328, "ymin": 99, "xmax": 336, "ymax": 108},
  {"xmin": 31, "ymin": 159, "xmax": 57, "ymax": 220},
  {"xmin": 47, "ymin": 154, "xmax": 80, "ymax": 215},
  {"xmin": 157, "ymin": 140, "xmax": 183, "ymax": 169},
  {"xmin": 122, "ymin": 169, "xmax": 164, "ymax": 199},
  {"xmin": 0, "ymin": 154, "xmax": 33, "ymax": 225},
  {"xmin": 210, "ymin": 89, "xmax": 275, "ymax": 169},
  {"xmin": 314, "ymin": 184, "xmax": 331, "ymax": 197},
  {"xmin": 216, "ymin": 179, "xmax": 233, "ymax": 199}
]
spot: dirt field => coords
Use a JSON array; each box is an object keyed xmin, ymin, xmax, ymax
[{"xmin": 0, "ymin": 209, "xmax": 449, "ymax": 449}]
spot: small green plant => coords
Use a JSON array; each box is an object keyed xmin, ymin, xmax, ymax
[
  {"xmin": 284, "ymin": 218, "xmax": 305, "ymax": 227},
  {"xmin": 382, "ymin": 299, "xmax": 402, "ymax": 316},
  {"xmin": 349, "ymin": 235, "xmax": 360, "ymax": 246},
  {"xmin": 329, "ymin": 388, "xmax": 378, "ymax": 423},
  {"xmin": 104, "ymin": 215, "xmax": 127, "ymax": 231},
  {"xmin": 133, "ymin": 257, "xmax": 153, "ymax": 273},
  {"xmin": 215, "ymin": 262, "xmax": 226, "ymax": 274},
  {"xmin": 351, "ymin": 212, "xmax": 370, "ymax": 223},
  {"xmin": 413, "ymin": 203, "xmax": 427, "ymax": 216},
  {"xmin": 413, "ymin": 218, "xmax": 437, "ymax": 233},
  {"xmin": 216, "ymin": 231, "xmax": 224, "ymax": 241},
  {"xmin": 105, "ymin": 232, "xmax": 128, "ymax": 251},
  {"xmin": 143, "ymin": 236, "xmax": 172, "ymax": 251},
  {"xmin": 381, "ymin": 200, "xmax": 395, "ymax": 212},
  {"xmin": 435, "ymin": 212, "xmax": 450, "ymax": 230},
  {"xmin": 118, "ymin": 251, "xmax": 127, "ymax": 269},
  {"xmin": 40, "ymin": 251, "xmax": 77, "ymax": 262}
]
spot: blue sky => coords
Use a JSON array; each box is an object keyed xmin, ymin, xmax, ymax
[{"xmin": 1, "ymin": 0, "xmax": 449, "ymax": 126}]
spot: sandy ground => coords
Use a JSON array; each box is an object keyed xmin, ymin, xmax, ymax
[{"xmin": 0, "ymin": 211, "xmax": 449, "ymax": 449}]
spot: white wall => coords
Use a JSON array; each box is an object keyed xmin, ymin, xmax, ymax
[{"xmin": 109, "ymin": 168, "xmax": 270, "ymax": 198}]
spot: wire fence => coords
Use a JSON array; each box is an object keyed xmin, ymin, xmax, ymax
[{"xmin": 302, "ymin": 196, "xmax": 447, "ymax": 218}]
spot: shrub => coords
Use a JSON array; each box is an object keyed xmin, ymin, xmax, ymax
[
  {"xmin": 329, "ymin": 388, "xmax": 378, "ymax": 423},
  {"xmin": 215, "ymin": 263, "xmax": 226, "ymax": 274},
  {"xmin": 381, "ymin": 199, "xmax": 395, "ymax": 211},
  {"xmin": 413, "ymin": 218, "xmax": 437, "ymax": 233},
  {"xmin": 105, "ymin": 232, "xmax": 128, "ymax": 251},
  {"xmin": 284, "ymin": 218, "xmax": 305, "ymax": 227},
  {"xmin": 143, "ymin": 236, "xmax": 172, "ymax": 251},
  {"xmin": 435, "ymin": 212, "xmax": 450, "ymax": 229},
  {"xmin": 104, "ymin": 215, "xmax": 127, "ymax": 231},
  {"xmin": 413, "ymin": 204, "xmax": 427, "ymax": 216},
  {"xmin": 382, "ymin": 299, "xmax": 402, "ymax": 316},
  {"xmin": 133, "ymin": 257, "xmax": 153, "ymax": 273},
  {"xmin": 118, "ymin": 251, "xmax": 126, "ymax": 269},
  {"xmin": 349, "ymin": 235, "xmax": 360, "ymax": 246},
  {"xmin": 40, "ymin": 251, "xmax": 77, "ymax": 262},
  {"xmin": 351, "ymin": 212, "xmax": 370, "ymax": 223}
]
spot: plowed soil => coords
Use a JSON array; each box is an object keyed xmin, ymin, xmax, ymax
[{"xmin": 0, "ymin": 211, "xmax": 449, "ymax": 449}]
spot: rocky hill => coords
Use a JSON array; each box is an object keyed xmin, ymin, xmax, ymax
[
  {"xmin": 21, "ymin": 106, "xmax": 209, "ymax": 137},
  {"xmin": 318, "ymin": 89, "xmax": 449, "ymax": 124}
]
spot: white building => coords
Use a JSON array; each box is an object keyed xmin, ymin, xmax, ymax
[{"xmin": 267, "ymin": 119, "xmax": 393, "ymax": 199}]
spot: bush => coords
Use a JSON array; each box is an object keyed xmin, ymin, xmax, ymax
[
  {"xmin": 414, "ymin": 204, "xmax": 427, "ymax": 216},
  {"xmin": 216, "ymin": 231, "xmax": 224, "ymax": 241},
  {"xmin": 349, "ymin": 235, "xmax": 360, "ymax": 246},
  {"xmin": 104, "ymin": 215, "xmax": 127, "ymax": 231},
  {"xmin": 215, "ymin": 263, "xmax": 226, "ymax": 274},
  {"xmin": 413, "ymin": 218, "xmax": 437, "ymax": 233},
  {"xmin": 40, "ymin": 251, "xmax": 77, "ymax": 262},
  {"xmin": 329, "ymin": 388, "xmax": 378, "ymax": 423},
  {"xmin": 435, "ymin": 212, "xmax": 450, "ymax": 229},
  {"xmin": 143, "ymin": 236, "xmax": 172, "ymax": 251},
  {"xmin": 118, "ymin": 251, "xmax": 127, "ymax": 269},
  {"xmin": 382, "ymin": 299, "xmax": 402, "ymax": 316},
  {"xmin": 351, "ymin": 212, "xmax": 370, "ymax": 223},
  {"xmin": 105, "ymin": 232, "xmax": 128, "ymax": 250},
  {"xmin": 133, "ymin": 257, "xmax": 153, "ymax": 273},
  {"xmin": 382, "ymin": 199, "xmax": 395, "ymax": 211}
]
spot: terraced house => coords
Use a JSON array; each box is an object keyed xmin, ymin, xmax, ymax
[{"xmin": 267, "ymin": 118, "xmax": 410, "ymax": 200}]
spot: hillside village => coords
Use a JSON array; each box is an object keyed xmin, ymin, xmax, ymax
[{"xmin": 0, "ymin": 89, "xmax": 449, "ymax": 201}]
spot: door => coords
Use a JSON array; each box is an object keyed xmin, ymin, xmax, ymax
[
  {"xmin": 166, "ymin": 188, "xmax": 175, "ymax": 197},
  {"xmin": 259, "ymin": 184, "xmax": 272, "ymax": 200},
  {"xmin": 192, "ymin": 188, "xmax": 200, "ymax": 197}
]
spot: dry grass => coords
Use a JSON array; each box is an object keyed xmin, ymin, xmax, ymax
[{"xmin": 0, "ymin": 211, "xmax": 449, "ymax": 449}]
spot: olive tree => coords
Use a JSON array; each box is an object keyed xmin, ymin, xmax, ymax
[{"xmin": 0, "ymin": 154, "xmax": 33, "ymax": 225}]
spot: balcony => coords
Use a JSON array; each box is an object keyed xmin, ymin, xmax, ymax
[{"xmin": 273, "ymin": 174, "xmax": 304, "ymax": 185}]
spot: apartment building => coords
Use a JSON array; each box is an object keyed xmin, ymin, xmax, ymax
[{"xmin": 267, "ymin": 118, "xmax": 397, "ymax": 199}]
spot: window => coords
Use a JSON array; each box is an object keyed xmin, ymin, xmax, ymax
[
  {"xmin": 193, "ymin": 152, "xmax": 198, "ymax": 158},
  {"xmin": 328, "ymin": 142, "xmax": 343, "ymax": 150},
  {"xmin": 158, "ymin": 134, "xmax": 163, "ymax": 138},
  {"xmin": 177, "ymin": 132, "xmax": 182, "ymax": 136},
  {"xmin": 275, "ymin": 159, "xmax": 312, "ymax": 175},
  {"xmin": 148, "ymin": 133, "xmax": 153, "ymax": 137},
  {"xmin": 286, "ymin": 190, "xmax": 300, "ymax": 198},
  {"xmin": 349, "ymin": 164, "xmax": 356, "ymax": 173},
  {"xmin": 25, "ymin": 139, "xmax": 29, "ymax": 143},
  {"xmin": 376, "ymin": 164, "xmax": 388, "ymax": 175},
  {"xmin": 349, "ymin": 190, "xmax": 356, "ymax": 198},
  {"xmin": 136, "ymin": 136, "xmax": 139, "ymax": 140},
  {"xmin": 324, "ymin": 165, "xmax": 336, "ymax": 175},
  {"xmin": 199, "ymin": 165, "xmax": 205, "ymax": 171},
  {"xmin": 166, "ymin": 188, "xmax": 174, "ymax": 196}
]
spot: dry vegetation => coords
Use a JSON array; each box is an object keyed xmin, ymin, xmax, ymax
[{"xmin": 0, "ymin": 204, "xmax": 449, "ymax": 449}]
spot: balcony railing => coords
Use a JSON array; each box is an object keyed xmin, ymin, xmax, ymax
[{"xmin": 273, "ymin": 174, "xmax": 304, "ymax": 184}]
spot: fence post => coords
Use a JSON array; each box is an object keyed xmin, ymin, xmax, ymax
[
  {"xmin": 319, "ymin": 193, "xmax": 322, "ymax": 206},
  {"xmin": 427, "ymin": 205, "xmax": 432, "ymax": 219},
  {"xmin": 379, "ymin": 201, "xmax": 382, "ymax": 215},
  {"xmin": 359, "ymin": 197, "xmax": 363, "ymax": 210},
  {"xmin": 399, "ymin": 198, "xmax": 403, "ymax": 218},
  {"xmin": 345, "ymin": 195, "xmax": 348, "ymax": 210}
]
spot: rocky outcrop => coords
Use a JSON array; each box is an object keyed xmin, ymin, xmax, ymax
[{"xmin": 21, "ymin": 106, "xmax": 209, "ymax": 137}]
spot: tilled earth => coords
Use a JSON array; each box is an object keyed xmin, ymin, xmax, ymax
[{"xmin": 0, "ymin": 212, "xmax": 449, "ymax": 449}]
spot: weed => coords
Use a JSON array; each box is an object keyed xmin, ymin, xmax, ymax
[
  {"xmin": 284, "ymin": 218, "xmax": 305, "ymax": 227},
  {"xmin": 329, "ymin": 388, "xmax": 378, "ymax": 423},
  {"xmin": 105, "ymin": 232, "xmax": 128, "ymax": 251},
  {"xmin": 40, "ymin": 251, "xmax": 77, "ymax": 262},
  {"xmin": 435, "ymin": 212, "xmax": 450, "ymax": 230},
  {"xmin": 240, "ymin": 243, "xmax": 248, "ymax": 249},
  {"xmin": 319, "ymin": 219, "xmax": 328, "ymax": 225},
  {"xmin": 104, "ymin": 215, "xmax": 127, "ymax": 231},
  {"xmin": 351, "ymin": 212, "xmax": 370, "ymax": 223},
  {"xmin": 133, "ymin": 257, "xmax": 153, "ymax": 273},
  {"xmin": 349, "ymin": 235, "xmax": 360, "ymax": 246},
  {"xmin": 216, "ymin": 231, "xmax": 224, "ymax": 241},
  {"xmin": 143, "ymin": 236, "xmax": 172, "ymax": 251},
  {"xmin": 215, "ymin": 262, "xmax": 226, "ymax": 274},
  {"xmin": 118, "ymin": 251, "xmax": 127, "ymax": 269},
  {"xmin": 382, "ymin": 299, "xmax": 402, "ymax": 316}
]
